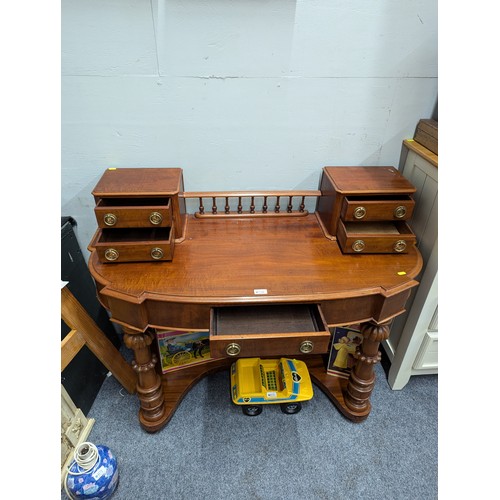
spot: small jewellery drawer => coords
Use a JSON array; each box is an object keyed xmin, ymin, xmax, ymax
[
  {"xmin": 341, "ymin": 195, "xmax": 415, "ymax": 222},
  {"xmin": 94, "ymin": 197, "xmax": 172, "ymax": 229},
  {"xmin": 336, "ymin": 220, "xmax": 416, "ymax": 254},
  {"xmin": 90, "ymin": 227, "xmax": 174, "ymax": 263},
  {"xmin": 209, "ymin": 304, "xmax": 331, "ymax": 359}
]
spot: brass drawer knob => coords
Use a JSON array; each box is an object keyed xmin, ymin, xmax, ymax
[
  {"xmin": 300, "ymin": 340, "xmax": 314, "ymax": 354},
  {"xmin": 353, "ymin": 206, "xmax": 367, "ymax": 219},
  {"xmin": 352, "ymin": 240, "xmax": 365, "ymax": 252},
  {"xmin": 104, "ymin": 248, "xmax": 119, "ymax": 261},
  {"xmin": 103, "ymin": 213, "xmax": 117, "ymax": 226},
  {"xmin": 149, "ymin": 211, "xmax": 163, "ymax": 225},
  {"xmin": 226, "ymin": 343, "xmax": 241, "ymax": 356},
  {"xmin": 151, "ymin": 247, "xmax": 164, "ymax": 260},
  {"xmin": 394, "ymin": 206, "xmax": 407, "ymax": 219},
  {"xmin": 393, "ymin": 240, "xmax": 407, "ymax": 252}
]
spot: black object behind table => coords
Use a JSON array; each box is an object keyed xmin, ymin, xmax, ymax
[{"xmin": 61, "ymin": 217, "xmax": 121, "ymax": 414}]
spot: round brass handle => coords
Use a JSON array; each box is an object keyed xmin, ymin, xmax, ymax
[
  {"xmin": 103, "ymin": 213, "xmax": 117, "ymax": 226},
  {"xmin": 104, "ymin": 248, "xmax": 119, "ymax": 261},
  {"xmin": 393, "ymin": 206, "xmax": 407, "ymax": 219},
  {"xmin": 353, "ymin": 206, "xmax": 367, "ymax": 219},
  {"xmin": 226, "ymin": 343, "xmax": 241, "ymax": 356},
  {"xmin": 149, "ymin": 211, "xmax": 163, "ymax": 225},
  {"xmin": 352, "ymin": 240, "xmax": 365, "ymax": 253},
  {"xmin": 393, "ymin": 240, "xmax": 407, "ymax": 253},
  {"xmin": 151, "ymin": 247, "xmax": 164, "ymax": 260},
  {"xmin": 300, "ymin": 340, "xmax": 314, "ymax": 354}
]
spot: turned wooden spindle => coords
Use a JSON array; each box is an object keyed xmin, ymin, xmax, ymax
[
  {"xmin": 225, "ymin": 196, "xmax": 230, "ymax": 214},
  {"xmin": 250, "ymin": 196, "xmax": 255, "ymax": 214},
  {"xmin": 263, "ymin": 196, "xmax": 268, "ymax": 213},
  {"xmin": 123, "ymin": 328, "xmax": 166, "ymax": 428},
  {"xmin": 275, "ymin": 196, "xmax": 281, "ymax": 213},
  {"xmin": 198, "ymin": 197, "xmax": 204, "ymax": 215},
  {"xmin": 287, "ymin": 196, "xmax": 293, "ymax": 213},
  {"xmin": 344, "ymin": 320, "xmax": 391, "ymax": 414},
  {"xmin": 299, "ymin": 196, "xmax": 305, "ymax": 212},
  {"xmin": 238, "ymin": 196, "xmax": 242, "ymax": 214}
]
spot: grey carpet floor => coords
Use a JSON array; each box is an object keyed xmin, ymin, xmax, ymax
[{"xmin": 62, "ymin": 362, "xmax": 437, "ymax": 500}]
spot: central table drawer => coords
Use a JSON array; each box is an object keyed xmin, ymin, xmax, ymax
[
  {"xmin": 94, "ymin": 197, "xmax": 172, "ymax": 228},
  {"xmin": 209, "ymin": 304, "xmax": 331, "ymax": 358}
]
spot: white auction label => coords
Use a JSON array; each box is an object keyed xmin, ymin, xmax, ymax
[{"xmin": 254, "ymin": 289, "xmax": 268, "ymax": 295}]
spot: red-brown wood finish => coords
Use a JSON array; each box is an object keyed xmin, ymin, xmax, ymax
[
  {"xmin": 344, "ymin": 320, "xmax": 391, "ymax": 413},
  {"xmin": 92, "ymin": 167, "xmax": 187, "ymax": 246},
  {"xmin": 89, "ymin": 226, "xmax": 175, "ymax": 263},
  {"xmin": 336, "ymin": 220, "xmax": 417, "ymax": 254},
  {"xmin": 123, "ymin": 328, "xmax": 169, "ymax": 431},
  {"xmin": 316, "ymin": 166, "xmax": 416, "ymax": 241},
  {"xmin": 94, "ymin": 198, "xmax": 173, "ymax": 229},
  {"xmin": 87, "ymin": 167, "xmax": 422, "ymax": 433},
  {"xmin": 341, "ymin": 195, "xmax": 415, "ymax": 222}
]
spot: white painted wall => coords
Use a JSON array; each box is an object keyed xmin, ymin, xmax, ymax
[{"xmin": 62, "ymin": 0, "xmax": 437, "ymax": 258}]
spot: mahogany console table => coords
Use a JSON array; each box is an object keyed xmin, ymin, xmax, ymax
[{"xmin": 88, "ymin": 167, "xmax": 422, "ymax": 432}]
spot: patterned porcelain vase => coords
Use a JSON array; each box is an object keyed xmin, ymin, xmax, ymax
[{"xmin": 65, "ymin": 443, "xmax": 119, "ymax": 499}]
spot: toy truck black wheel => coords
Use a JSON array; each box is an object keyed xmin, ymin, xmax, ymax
[
  {"xmin": 242, "ymin": 404, "xmax": 263, "ymax": 416},
  {"xmin": 280, "ymin": 402, "xmax": 302, "ymax": 414}
]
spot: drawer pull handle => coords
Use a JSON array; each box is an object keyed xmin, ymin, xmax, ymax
[
  {"xmin": 352, "ymin": 240, "xmax": 365, "ymax": 252},
  {"xmin": 394, "ymin": 206, "xmax": 407, "ymax": 219},
  {"xmin": 151, "ymin": 247, "xmax": 164, "ymax": 260},
  {"xmin": 226, "ymin": 343, "xmax": 241, "ymax": 356},
  {"xmin": 103, "ymin": 213, "xmax": 117, "ymax": 226},
  {"xmin": 104, "ymin": 248, "xmax": 119, "ymax": 261},
  {"xmin": 300, "ymin": 340, "xmax": 314, "ymax": 354},
  {"xmin": 393, "ymin": 240, "xmax": 407, "ymax": 252},
  {"xmin": 149, "ymin": 211, "xmax": 163, "ymax": 225},
  {"xmin": 353, "ymin": 206, "xmax": 366, "ymax": 219}
]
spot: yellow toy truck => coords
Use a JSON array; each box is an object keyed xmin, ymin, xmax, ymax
[{"xmin": 230, "ymin": 357, "xmax": 314, "ymax": 416}]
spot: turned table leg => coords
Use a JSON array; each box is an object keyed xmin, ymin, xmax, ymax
[
  {"xmin": 123, "ymin": 328, "xmax": 167, "ymax": 431},
  {"xmin": 344, "ymin": 320, "xmax": 391, "ymax": 414}
]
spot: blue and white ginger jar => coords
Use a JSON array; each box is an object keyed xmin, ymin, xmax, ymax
[{"xmin": 65, "ymin": 444, "xmax": 119, "ymax": 499}]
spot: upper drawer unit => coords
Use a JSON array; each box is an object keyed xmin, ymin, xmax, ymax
[
  {"xmin": 209, "ymin": 304, "xmax": 331, "ymax": 359},
  {"xmin": 89, "ymin": 168, "xmax": 186, "ymax": 264},
  {"xmin": 94, "ymin": 197, "xmax": 173, "ymax": 229},
  {"xmin": 316, "ymin": 166, "xmax": 418, "ymax": 254},
  {"xmin": 340, "ymin": 195, "xmax": 415, "ymax": 222}
]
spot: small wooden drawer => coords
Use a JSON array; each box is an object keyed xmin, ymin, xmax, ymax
[
  {"xmin": 341, "ymin": 195, "xmax": 415, "ymax": 222},
  {"xmin": 209, "ymin": 304, "xmax": 331, "ymax": 359},
  {"xmin": 336, "ymin": 220, "xmax": 416, "ymax": 254},
  {"xmin": 90, "ymin": 227, "xmax": 174, "ymax": 263},
  {"xmin": 94, "ymin": 197, "xmax": 172, "ymax": 229}
]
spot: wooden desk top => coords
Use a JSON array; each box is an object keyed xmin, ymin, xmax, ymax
[{"xmin": 89, "ymin": 213, "xmax": 422, "ymax": 306}]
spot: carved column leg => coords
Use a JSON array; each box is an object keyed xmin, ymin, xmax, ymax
[
  {"xmin": 123, "ymin": 328, "xmax": 167, "ymax": 431},
  {"xmin": 344, "ymin": 320, "xmax": 391, "ymax": 414}
]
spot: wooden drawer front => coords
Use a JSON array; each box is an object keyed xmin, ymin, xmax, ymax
[
  {"xmin": 210, "ymin": 304, "xmax": 331, "ymax": 359},
  {"xmin": 94, "ymin": 197, "xmax": 172, "ymax": 229},
  {"xmin": 336, "ymin": 220, "xmax": 416, "ymax": 254},
  {"xmin": 341, "ymin": 195, "xmax": 414, "ymax": 222},
  {"xmin": 91, "ymin": 227, "xmax": 174, "ymax": 263}
]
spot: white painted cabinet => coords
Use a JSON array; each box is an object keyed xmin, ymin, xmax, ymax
[{"xmin": 383, "ymin": 141, "xmax": 438, "ymax": 390}]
